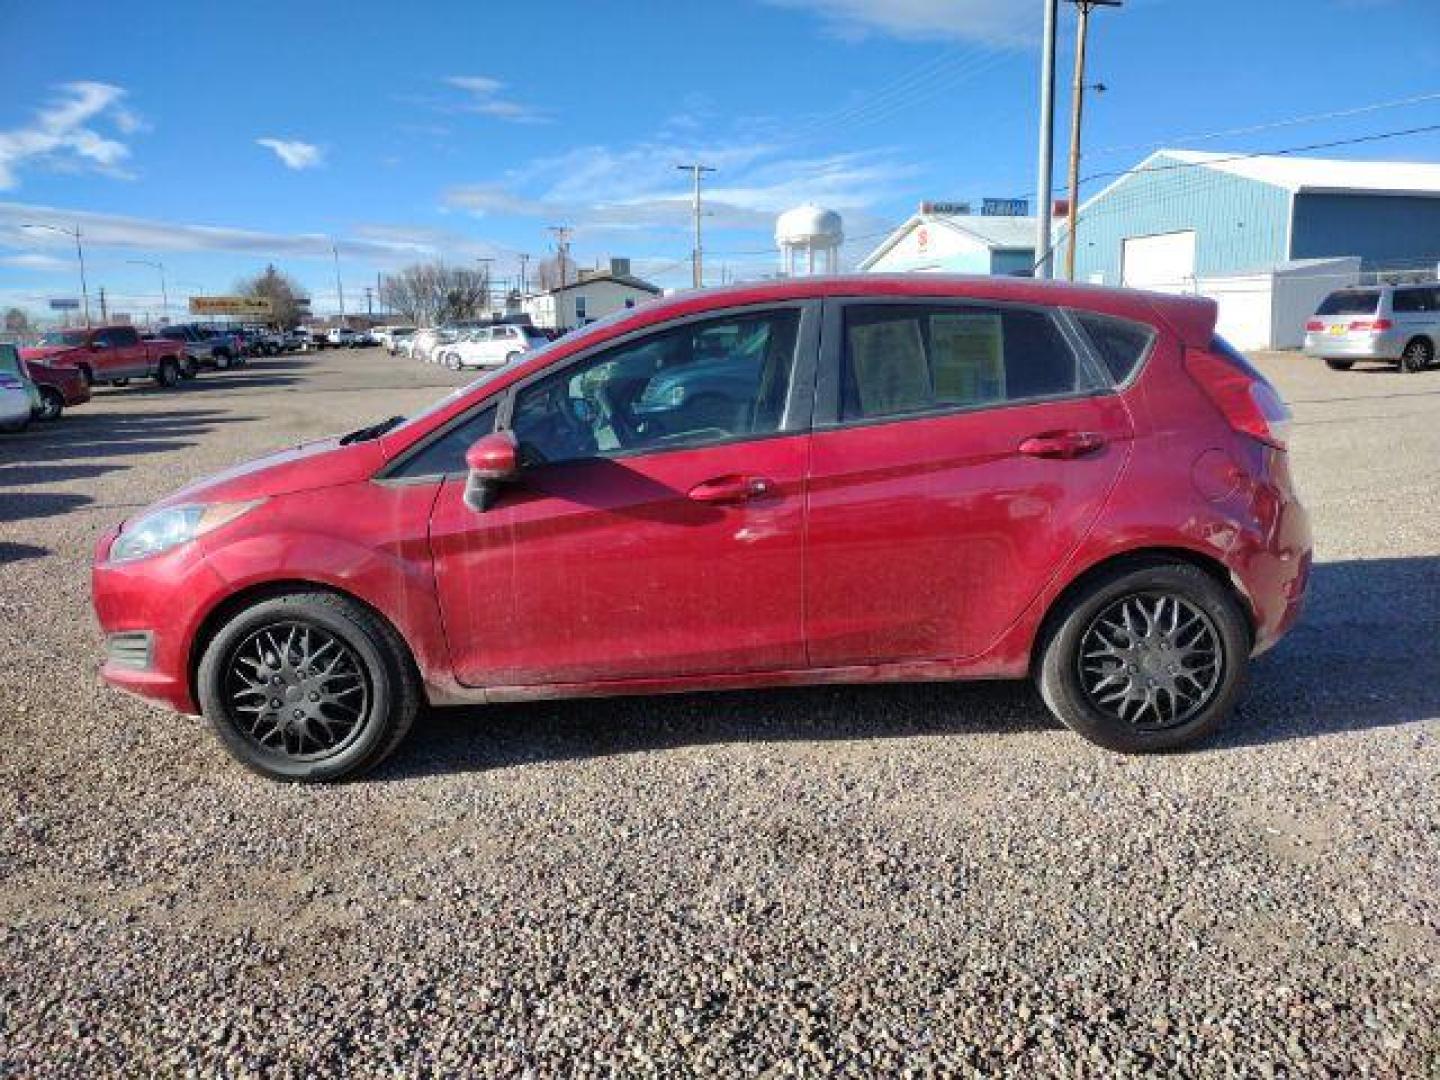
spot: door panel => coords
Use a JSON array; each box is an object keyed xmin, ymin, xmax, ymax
[
  {"xmin": 428, "ymin": 436, "xmax": 808, "ymax": 686},
  {"xmin": 805, "ymin": 395, "xmax": 1132, "ymax": 665}
]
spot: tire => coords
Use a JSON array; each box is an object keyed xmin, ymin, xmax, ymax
[
  {"xmin": 1036, "ymin": 559, "xmax": 1251, "ymax": 753},
  {"xmin": 154, "ymin": 358, "xmax": 180, "ymax": 388},
  {"xmin": 505, "ymin": 351, "xmax": 520, "ymax": 365},
  {"xmin": 1324, "ymin": 358, "xmax": 1353, "ymax": 371},
  {"xmin": 1400, "ymin": 337, "xmax": 1433, "ymax": 374},
  {"xmin": 112, "ymin": 378, "xmax": 130, "ymax": 388},
  {"xmin": 36, "ymin": 386, "xmax": 64, "ymax": 421},
  {"xmin": 180, "ymin": 357, "xmax": 198, "ymax": 380},
  {"xmin": 196, "ymin": 591, "xmax": 421, "ymax": 782},
  {"xmin": 214, "ymin": 351, "xmax": 232, "ymax": 371},
  {"xmin": 76, "ymin": 364, "xmax": 94, "ymax": 388}
]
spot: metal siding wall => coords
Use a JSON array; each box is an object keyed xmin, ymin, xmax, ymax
[
  {"xmin": 1291, "ymin": 194, "xmax": 1440, "ymax": 271},
  {"xmin": 1066, "ymin": 155, "xmax": 1291, "ymax": 285}
]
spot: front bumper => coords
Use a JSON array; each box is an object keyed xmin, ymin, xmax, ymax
[{"xmin": 92, "ymin": 527, "xmax": 229, "ymax": 714}]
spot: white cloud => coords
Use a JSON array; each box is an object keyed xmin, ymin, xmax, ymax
[
  {"xmin": 442, "ymin": 75, "xmax": 549, "ymax": 124},
  {"xmin": 444, "ymin": 140, "xmax": 917, "ymax": 238},
  {"xmin": 0, "ymin": 81, "xmax": 141, "ymax": 190},
  {"xmin": 256, "ymin": 138, "xmax": 324, "ymax": 170},
  {"xmin": 1, "ymin": 252, "xmax": 69, "ymax": 270},
  {"xmin": 765, "ymin": 0, "xmax": 1032, "ymax": 45}
]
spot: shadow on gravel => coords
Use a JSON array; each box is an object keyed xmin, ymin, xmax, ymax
[
  {"xmin": 0, "ymin": 409, "xmax": 256, "ymax": 467},
  {"xmin": 384, "ymin": 679, "xmax": 1054, "ymax": 780},
  {"xmin": 378, "ymin": 556, "xmax": 1440, "ymax": 779},
  {"xmin": 0, "ymin": 541, "xmax": 50, "ymax": 564},
  {"xmin": 0, "ymin": 490, "xmax": 91, "ymax": 525}
]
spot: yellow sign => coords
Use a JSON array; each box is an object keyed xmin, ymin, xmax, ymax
[{"xmin": 188, "ymin": 295, "xmax": 274, "ymax": 316}]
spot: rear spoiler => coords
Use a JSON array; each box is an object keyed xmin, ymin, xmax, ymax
[{"xmin": 1142, "ymin": 293, "xmax": 1218, "ymax": 350}]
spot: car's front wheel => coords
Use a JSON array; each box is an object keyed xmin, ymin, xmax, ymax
[
  {"xmin": 154, "ymin": 358, "xmax": 181, "ymax": 388},
  {"xmin": 1324, "ymin": 358, "xmax": 1353, "ymax": 371},
  {"xmin": 197, "ymin": 591, "xmax": 421, "ymax": 782},
  {"xmin": 1037, "ymin": 560, "xmax": 1250, "ymax": 753}
]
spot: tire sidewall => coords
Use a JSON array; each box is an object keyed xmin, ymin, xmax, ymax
[
  {"xmin": 38, "ymin": 387, "xmax": 64, "ymax": 420},
  {"xmin": 1039, "ymin": 562, "xmax": 1250, "ymax": 753},
  {"xmin": 197, "ymin": 596, "xmax": 401, "ymax": 781}
]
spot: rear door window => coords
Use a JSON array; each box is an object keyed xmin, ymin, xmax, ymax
[
  {"xmin": 1391, "ymin": 287, "xmax": 1439, "ymax": 314},
  {"xmin": 1316, "ymin": 290, "xmax": 1380, "ymax": 316},
  {"xmin": 838, "ymin": 304, "xmax": 1101, "ymax": 422}
]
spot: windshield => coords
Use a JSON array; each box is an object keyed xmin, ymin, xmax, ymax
[
  {"xmin": 39, "ymin": 330, "xmax": 88, "ymax": 347},
  {"xmin": 1316, "ymin": 290, "xmax": 1380, "ymax": 316}
]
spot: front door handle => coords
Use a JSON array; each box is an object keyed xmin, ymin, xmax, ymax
[
  {"xmin": 1018, "ymin": 430, "xmax": 1106, "ymax": 459},
  {"xmin": 687, "ymin": 475, "xmax": 776, "ymax": 504}
]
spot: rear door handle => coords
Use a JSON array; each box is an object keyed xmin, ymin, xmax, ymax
[
  {"xmin": 1018, "ymin": 430, "xmax": 1106, "ymax": 459},
  {"xmin": 687, "ymin": 475, "xmax": 776, "ymax": 504}
]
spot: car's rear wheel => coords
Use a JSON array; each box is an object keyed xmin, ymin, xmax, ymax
[
  {"xmin": 36, "ymin": 386, "xmax": 64, "ymax": 421},
  {"xmin": 214, "ymin": 351, "xmax": 232, "ymax": 370},
  {"xmin": 196, "ymin": 591, "xmax": 421, "ymax": 782},
  {"xmin": 1400, "ymin": 337, "xmax": 1433, "ymax": 373},
  {"xmin": 154, "ymin": 358, "xmax": 180, "ymax": 388},
  {"xmin": 1037, "ymin": 560, "xmax": 1250, "ymax": 753},
  {"xmin": 1324, "ymin": 358, "xmax": 1353, "ymax": 371}
]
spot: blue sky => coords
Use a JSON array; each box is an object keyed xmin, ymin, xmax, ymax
[{"xmin": 2, "ymin": 0, "xmax": 1438, "ymax": 319}]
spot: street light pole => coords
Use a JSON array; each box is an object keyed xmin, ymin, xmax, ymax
[
  {"xmin": 331, "ymin": 242, "xmax": 346, "ymax": 321},
  {"xmin": 1063, "ymin": 0, "xmax": 1121, "ymax": 281},
  {"xmin": 127, "ymin": 259, "xmax": 168, "ymax": 323},
  {"xmin": 1034, "ymin": 0, "xmax": 1059, "ymax": 279},
  {"xmin": 23, "ymin": 222, "xmax": 91, "ymax": 327}
]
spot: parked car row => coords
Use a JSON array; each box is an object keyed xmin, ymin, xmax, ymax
[{"xmin": 386, "ymin": 322, "xmax": 550, "ymax": 370}]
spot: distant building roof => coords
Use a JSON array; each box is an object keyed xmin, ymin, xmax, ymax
[
  {"xmin": 859, "ymin": 211, "xmax": 1037, "ymax": 271},
  {"xmin": 546, "ymin": 272, "xmax": 661, "ymax": 297},
  {"xmin": 1137, "ymin": 149, "xmax": 1440, "ymax": 198}
]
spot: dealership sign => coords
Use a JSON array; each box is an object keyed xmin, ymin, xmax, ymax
[
  {"xmin": 981, "ymin": 198, "xmax": 1030, "ymax": 217},
  {"xmin": 48, "ymin": 298, "xmax": 80, "ymax": 310},
  {"xmin": 189, "ymin": 295, "xmax": 274, "ymax": 316}
]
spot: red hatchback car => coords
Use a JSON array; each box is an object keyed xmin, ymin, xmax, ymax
[{"xmin": 92, "ymin": 277, "xmax": 1311, "ymax": 781}]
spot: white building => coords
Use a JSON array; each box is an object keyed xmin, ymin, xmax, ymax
[
  {"xmin": 522, "ymin": 258, "xmax": 661, "ymax": 331},
  {"xmin": 860, "ymin": 203, "xmax": 1038, "ymax": 276},
  {"xmin": 776, "ymin": 205, "xmax": 843, "ymax": 276}
]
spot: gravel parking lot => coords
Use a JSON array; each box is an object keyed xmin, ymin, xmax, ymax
[{"xmin": 2, "ymin": 346, "xmax": 1437, "ymax": 1075}]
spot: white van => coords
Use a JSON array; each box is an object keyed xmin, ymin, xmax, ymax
[{"xmin": 443, "ymin": 324, "xmax": 549, "ymax": 370}]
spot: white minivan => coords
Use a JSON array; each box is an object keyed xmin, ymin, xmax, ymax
[
  {"xmin": 442, "ymin": 323, "xmax": 549, "ymax": 369},
  {"xmin": 1304, "ymin": 283, "xmax": 1440, "ymax": 373}
]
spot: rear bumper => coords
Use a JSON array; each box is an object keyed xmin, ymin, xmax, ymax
[
  {"xmin": 1302, "ymin": 330, "xmax": 1404, "ymax": 360},
  {"xmin": 1229, "ymin": 458, "xmax": 1313, "ymax": 655}
]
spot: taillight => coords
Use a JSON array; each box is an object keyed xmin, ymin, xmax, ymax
[
  {"xmin": 1184, "ymin": 348, "xmax": 1291, "ymax": 450},
  {"xmin": 1305, "ymin": 319, "xmax": 1324, "ymax": 332},
  {"xmin": 1348, "ymin": 319, "xmax": 1393, "ymax": 332}
]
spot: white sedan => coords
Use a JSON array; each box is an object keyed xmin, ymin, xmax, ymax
[{"xmin": 441, "ymin": 324, "xmax": 549, "ymax": 369}]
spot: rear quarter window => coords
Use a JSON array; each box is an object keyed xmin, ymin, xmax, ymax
[
  {"xmin": 1073, "ymin": 312, "xmax": 1156, "ymax": 385},
  {"xmin": 1316, "ymin": 290, "xmax": 1379, "ymax": 317}
]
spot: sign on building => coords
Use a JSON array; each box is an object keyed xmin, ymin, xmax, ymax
[
  {"xmin": 48, "ymin": 298, "xmax": 80, "ymax": 311},
  {"xmin": 189, "ymin": 295, "xmax": 274, "ymax": 317},
  {"xmin": 921, "ymin": 201, "xmax": 971, "ymax": 216},
  {"xmin": 981, "ymin": 198, "xmax": 1030, "ymax": 217}
]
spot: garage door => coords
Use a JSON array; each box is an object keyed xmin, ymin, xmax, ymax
[{"xmin": 1121, "ymin": 230, "xmax": 1197, "ymax": 294}]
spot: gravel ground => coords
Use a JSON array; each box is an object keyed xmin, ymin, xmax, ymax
[{"xmin": 1, "ymin": 346, "xmax": 1437, "ymax": 1076}]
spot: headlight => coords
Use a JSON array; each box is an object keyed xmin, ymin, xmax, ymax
[{"xmin": 110, "ymin": 501, "xmax": 263, "ymax": 563}]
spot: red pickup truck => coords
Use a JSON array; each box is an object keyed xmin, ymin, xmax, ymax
[{"xmin": 21, "ymin": 325, "xmax": 188, "ymax": 389}]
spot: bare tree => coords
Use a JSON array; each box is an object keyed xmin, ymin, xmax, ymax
[
  {"xmin": 3, "ymin": 307, "xmax": 30, "ymax": 335},
  {"xmin": 378, "ymin": 263, "xmax": 491, "ymax": 326},
  {"xmin": 533, "ymin": 252, "xmax": 577, "ymax": 292},
  {"xmin": 235, "ymin": 264, "xmax": 306, "ymax": 327}
]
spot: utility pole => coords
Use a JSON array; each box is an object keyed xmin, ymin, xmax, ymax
[
  {"xmin": 1034, "ymin": 0, "xmax": 1059, "ymax": 279},
  {"xmin": 331, "ymin": 241, "xmax": 346, "ymax": 321},
  {"xmin": 1063, "ymin": 0, "xmax": 1122, "ymax": 281},
  {"xmin": 376, "ymin": 272, "xmax": 384, "ymax": 315},
  {"xmin": 364, "ymin": 286, "xmax": 374, "ymax": 316},
  {"xmin": 98, "ymin": 286, "xmax": 108, "ymax": 321},
  {"xmin": 546, "ymin": 226, "xmax": 572, "ymax": 288},
  {"xmin": 518, "ymin": 253, "xmax": 530, "ymax": 295},
  {"xmin": 676, "ymin": 163, "xmax": 715, "ymax": 289},
  {"xmin": 476, "ymin": 257, "xmax": 495, "ymax": 312},
  {"xmin": 22, "ymin": 222, "xmax": 90, "ymax": 327},
  {"xmin": 127, "ymin": 259, "xmax": 168, "ymax": 322}
]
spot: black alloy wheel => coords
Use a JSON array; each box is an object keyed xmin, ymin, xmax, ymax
[{"xmin": 1400, "ymin": 338, "xmax": 1433, "ymax": 374}]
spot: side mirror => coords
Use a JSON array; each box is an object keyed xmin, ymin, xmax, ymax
[{"xmin": 463, "ymin": 431, "xmax": 520, "ymax": 512}]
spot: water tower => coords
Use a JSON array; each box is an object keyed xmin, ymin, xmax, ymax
[{"xmin": 776, "ymin": 204, "xmax": 843, "ymax": 276}]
